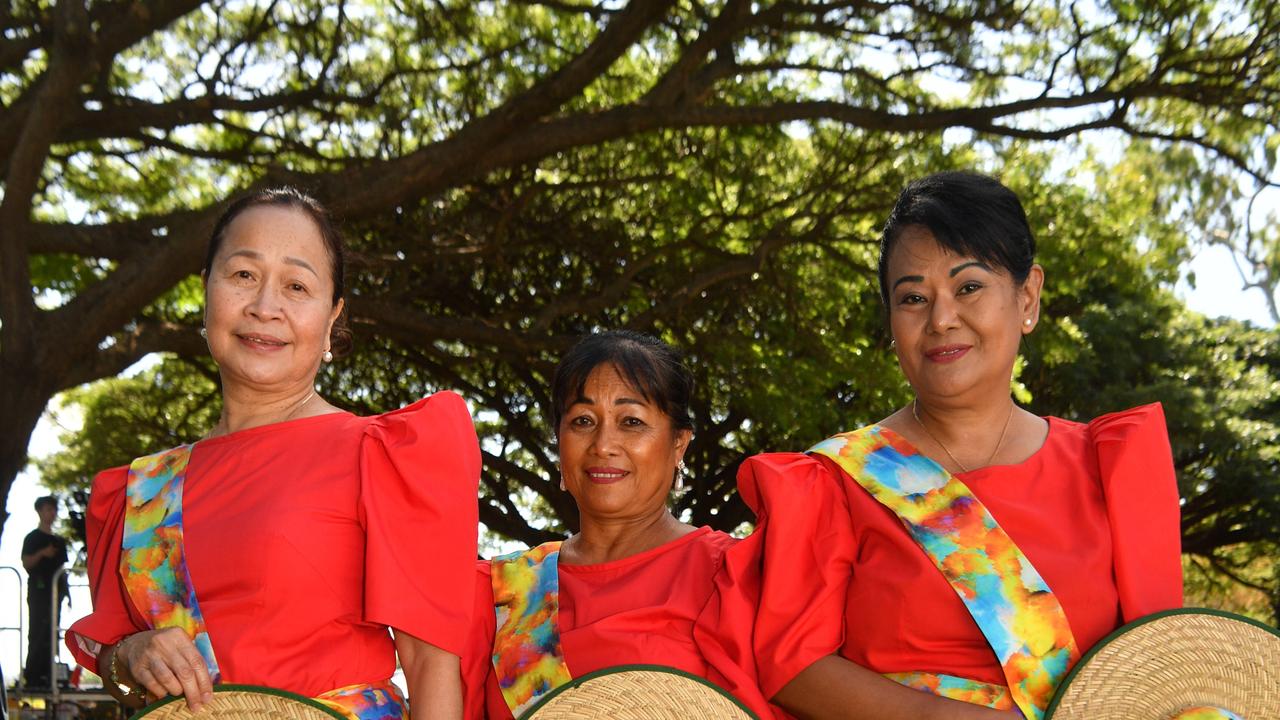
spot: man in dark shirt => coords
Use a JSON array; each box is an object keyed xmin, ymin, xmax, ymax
[{"xmin": 21, "ymin": 495, "xmax": 68, "ymax": 689}]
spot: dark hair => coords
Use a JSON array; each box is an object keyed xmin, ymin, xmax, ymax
[
  {"xmin": 550, "ymin": 330, "xmax": 695, "ymax": 435},
  {"xmin": 34, "ymin": 495, "xmax": 57, "ymax": 512},
  {"xmin": 204, "ymin": 187, "xmax": 353, "ymax": 357},
  {"xmin": 878, "ymin": 171, "xmax": 1036, "ymax": 305}
]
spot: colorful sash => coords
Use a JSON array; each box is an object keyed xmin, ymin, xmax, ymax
[
  {"xmin": 314, "ymin": 679, "xmax": 409, "ymax": 720},
  {"xmin": 1169, "ymin": 708, "xmax": 1243, "ymax": 720},
  {"xmin": 491, "ymin": 542, "xmax": 571, "ymax": 716},
  {"xmin": 810, "ymin": 426, "xmax": 1080, "ymax": 720},
  {"xmin": 121, "ymin": 445, "xmax": 221, "ymax": 682},
  {"xmin": 122, "ymin": 446, "xmax": 407, "ymax": 720}
]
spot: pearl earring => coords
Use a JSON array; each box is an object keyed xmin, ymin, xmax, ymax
[
  {"xmin": 199, "ymin": 327, "xmax": 208, "ymax": 339},
  {"xmin": 673, "ymin": 461, "xmax": 689, "ymax": 494},
  {"xmin": 322, "ymin": 350, "xmax": 333, "ymax": 362},
  {"xmin": 1024, "ymin": 319, "xmax": 1033, "ymax": 326}
]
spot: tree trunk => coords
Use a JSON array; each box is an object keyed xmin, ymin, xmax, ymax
[{"xmin": 0, "ymin": 355, "xmax": 56, "ymax": 544}]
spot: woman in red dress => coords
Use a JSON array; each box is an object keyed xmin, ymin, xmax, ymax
[
  {"xmin": 740, "ymin": 172, "xmax": 1183, "ymax": 719},
  {"xmin": 66, "ymin": 188, "xmax": 480, "ymax": 720},
  {"xmin": 460, "ymin": 331, "xmax": 770, "ymax": 719}
]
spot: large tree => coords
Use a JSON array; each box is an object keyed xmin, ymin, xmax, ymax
[{"xmin": 3, "ymin": 0, "xmax": 1278, "ymax": 552}]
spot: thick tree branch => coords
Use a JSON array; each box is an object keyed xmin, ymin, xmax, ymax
[{"xmin": 59, "ymin": 320, "xmax": 207, "ymax": 391}]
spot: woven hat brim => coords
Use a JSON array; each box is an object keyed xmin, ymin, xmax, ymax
[
  {"xmin": 519, "ymin": 664, "xmax": 758, "ymax": 720},
  {"xmin": 134, "ymin": 684, "xmax": 348, "ymax": 720},
  {"xmin": 1046, "ymin": 608, "xmax": 1280, "ymax": 719}
]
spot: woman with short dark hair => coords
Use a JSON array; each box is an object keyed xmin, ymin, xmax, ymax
[
  {"xmin": 460, "ymin": 329, "xmax": 772, "ymax": 719},
  {"xmin": 67, "ymin": 187, "xmax": 480, "ymax": 720},
  {"xmin": 740, "ymin": 172, "xmax": 1183, "ymax": 719}
]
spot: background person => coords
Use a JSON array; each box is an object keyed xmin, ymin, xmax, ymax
[
  {"xmin": 21, "ymin": 495, "xmax": 69, "ymax": 690},
  {"xmin": 65, "ymin": 187, "xmax": 480, "ymax": 720}
]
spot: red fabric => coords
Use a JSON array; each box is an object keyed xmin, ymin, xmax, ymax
[
  {"xmin": 739, "ymin": 403, "xmax": 1183, "ymax": 699},
  {"xmin": 461, "ymin": 527, "xmax": 775, "ymax": 720},
  {"xmin": 66, "ymin": 391, "xmax": 481, "ymax": 698}
]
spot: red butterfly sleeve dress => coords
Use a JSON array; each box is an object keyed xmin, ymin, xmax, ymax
[
  {"xmin": 737, "ymin": 404, "xmax": 1183, "ymax": 706},
  {"xmin": 67, "ymin": 391, "xmax": 481, "ymax": 699},
  {"xmin": 460, "ymin": 527, "xmax": 775, "ymax": 719}
]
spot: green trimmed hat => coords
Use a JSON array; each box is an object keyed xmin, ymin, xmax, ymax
[
  {"xmin": 520, "ymin": 665, "xmax": 758, "ymax": 720},
  {"xmin": 1047, "ymin": 608, "xmax": 1280, "ymax": 719},
  {"xmin": 135, "ymin": 684, "xmax": 348, "ymax": 719}
]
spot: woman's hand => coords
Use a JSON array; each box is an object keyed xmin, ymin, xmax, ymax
[
  {"xmin": 394, "ymin": 629, "xmax": 462, "ymax": 720},
  {"xmin": 112, "ymin": 628, "xmax": 214, "ymax": 712},
  {"xmin": 774, "ymin": 655, "xmax": 1022, "ymax": 720}
]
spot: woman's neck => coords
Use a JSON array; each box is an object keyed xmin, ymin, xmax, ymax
[
  {"xmin": 563, "ymin": 508, "xmax": 693, "ymax": 566},
  {"xmin": 209, "ymin": 381, "xmax": 326, "ymax": 437},
  {"xmin": 887, "ymin": 392, "xmax": 1044, "ymax": 473}
]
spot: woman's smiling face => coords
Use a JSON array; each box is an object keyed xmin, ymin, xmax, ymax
[
  {"xmin": 557, "ymin": 363, "xmax": 691, "ymax": 523},
  {"xmin": 203, "ymin": 205, "xmax": 343, "ymax": 391},
  {"xmin": 886, "ymin": 224, "xmax": 1041, "ymax": 405}
]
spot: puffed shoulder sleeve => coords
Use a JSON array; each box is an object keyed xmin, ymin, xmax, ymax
[
  {"xmin": 360, "ymin": 390, "xmax": 481, "ymax": 657},
  {"xmin": 66, "ymin": 466, "xmax": 148, "ymax": 673},
  {"xmin": 1089, "ymin": 402, "xmax": 1183, "ymax": 620},
  {"xmin": 736, "ymin": 452, "xmax": 855, "ymax": 700}
]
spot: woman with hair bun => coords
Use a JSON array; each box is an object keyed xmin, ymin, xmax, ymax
[
  {"xmin": 741, "ymin": 172, "xmax": 1183, "ymax": 719},
  {"xmin": 67, "ymin": 187, "xmax": 480, "ymax": 720}
]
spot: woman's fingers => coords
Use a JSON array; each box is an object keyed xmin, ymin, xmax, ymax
[
  {"xmin": 178, "ymin": 637, "xmax": 215, "ymax": 707},
  {"xmin": 121, "ymin": 628, "xmax": 213, "ymax": 711}
]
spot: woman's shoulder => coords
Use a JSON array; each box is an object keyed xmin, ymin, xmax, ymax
[
  {"xmin": 362, "ymin": 389, "xmax": 474, "ymax": 435},
  {"xmin": 1041, "ymin": 402, "xmax": 1169, "ymax": 454}
]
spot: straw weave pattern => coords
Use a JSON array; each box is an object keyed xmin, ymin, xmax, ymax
[
  {"xmin": 1050, "ymin": 613, "xmax": 1280, "ymax": 719},
  {"xmin": 137, "ymin": 690, "xmax": 342, "ymax": 720},
  {"xmin": 525, "ymin": 670, "xmax": 753, "ymax": 720}
]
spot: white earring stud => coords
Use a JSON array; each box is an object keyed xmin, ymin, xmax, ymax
[
  {"xmin": 322, "ymin": 350, "xmax": 333, "ymax": 362},
  {"xmin": 1024, "ymin": 319, "xmax": 1032, "ymax": 326},
  {"xmin": 199, "ymin": 327, "xmax": 208, "ymax": 339}
]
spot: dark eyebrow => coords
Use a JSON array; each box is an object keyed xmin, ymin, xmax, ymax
[
  {"xmin": 950, "ymin": 261, "xmax": 992, "ymax": 277},
  {"xmin": 570, "ymin": 395, "xmax": 647, "ymax": 407},
  {"xmin": 892, "ymin": 275, "xmax": 924, "ymax": 291},
  {"xmin": 225, "ymin": 249, "xmax": 318, "ymax": 277},
  {"xmin": 225, "ymin": 249, "xmax": 262, "ymax": 262},
  {"xmin": 283, "ymin": 256, "xmax": 319, "ymax": 277}
]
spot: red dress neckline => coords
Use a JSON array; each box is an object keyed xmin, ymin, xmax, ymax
[
  {"xmin": 560, "ymin": 526, "xmax": 713, "ymax": 573},
  {"xmin": 194, "ymin": 410, "xmax": 354, "ymax": 448}
]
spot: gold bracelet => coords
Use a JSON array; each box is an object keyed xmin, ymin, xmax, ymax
[{"xmin": 109, "ymin": 637, "xmax": 143, "ymax": 700}]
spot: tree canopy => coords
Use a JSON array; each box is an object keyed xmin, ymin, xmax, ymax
[{"xmin": 3, "ymin": 0, "xmax": 1278, "ymax": 619}]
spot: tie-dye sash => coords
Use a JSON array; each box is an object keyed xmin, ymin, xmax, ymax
[
  {"xmin": 121, "ymin": 444, "xmax": 221, "ymax": 682},
  {"xmin": 810, "ymin": 426, "xmax": 1080, "ymax": 720},
  {"xmin": 314, "ymin": 679, "xmax": 409, "ymax": 720},
  {"xmin": 1169, "ymin": 708, "xmax": 1243, "ymax": 720},
  {"xmin": 491, "ymin": 541, "xmax": 571, "ymax": 716},
  {"xmin": 884, "ymin": 671, "xmax": 1014, "ymax": 710}
]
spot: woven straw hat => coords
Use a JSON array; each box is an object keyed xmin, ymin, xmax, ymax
[
  {"xmin": 134, "ymin": 684, "xmax": 347, "ymax": 719},
  {"xmin": 1046, "ymin": 608, "xmax": 1280, "ymax": 719},
  {"xmin": 519, "ymin": 665, "xmax": 758, "ymax": 720}
]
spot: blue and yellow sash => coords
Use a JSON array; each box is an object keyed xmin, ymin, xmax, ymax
[
  {"xmin": 810, "ymin": 426, "xmax": 1080, "ymax": 720},
  {"xmin": 122, "ymin": 445, "xmax": 407, "ymax": 720},
  {"xmin": 491, "ymin": 542, "xmax": 572, "ymax": 716}
]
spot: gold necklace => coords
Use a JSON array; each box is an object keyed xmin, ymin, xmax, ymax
[{"xmin": 911, "ymin": 398, "xmax": 1015, "ymax": 473}]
